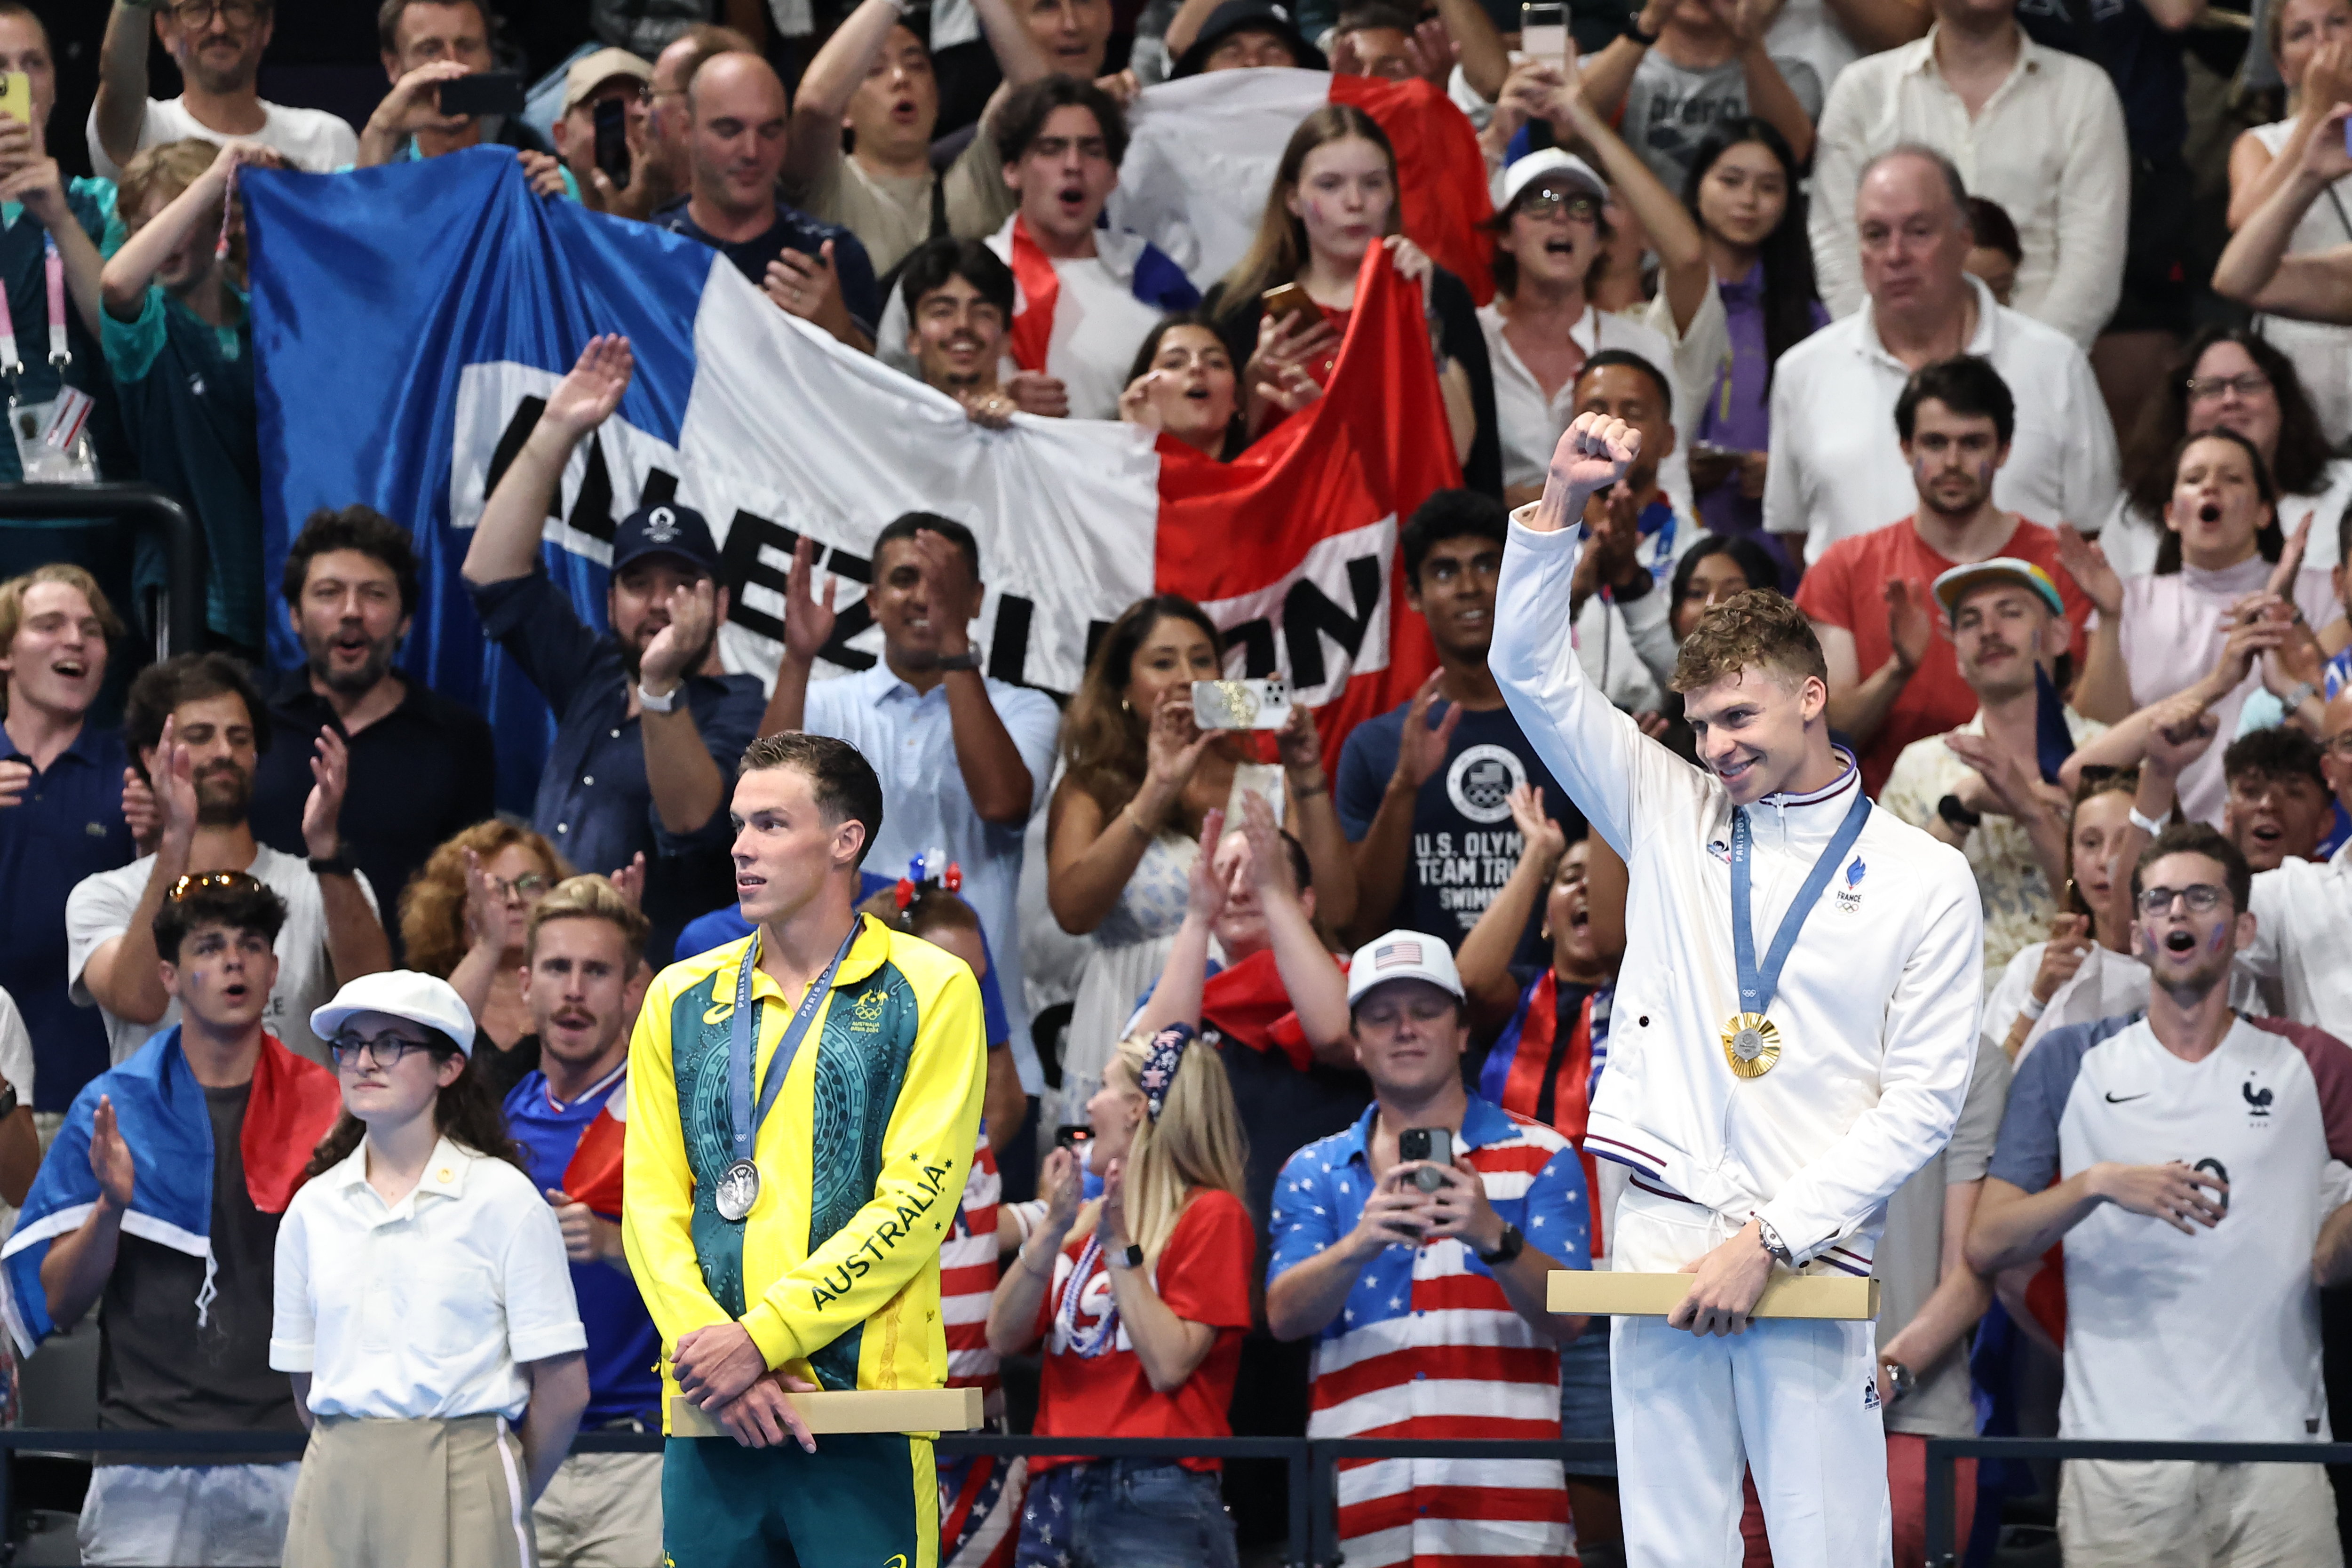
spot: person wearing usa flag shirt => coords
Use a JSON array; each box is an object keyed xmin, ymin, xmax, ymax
[
  {"xmin": 499, "ymin": 874, "xmax": 665, "ymax": 1567},
  {"xmin": 2, "ymin": 875, "xmax": 342, "ymax": 1567},
  {"xmin": 1266, "ymin": 933, "xmax": 1588, "ymax": 1568},
  {"xmin": 1490, "ymin": 409, "xmax": 1981, "ymax": 1567}
]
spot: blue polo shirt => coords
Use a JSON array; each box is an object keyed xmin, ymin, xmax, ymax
[
  {"xmin": 469, "ymin": 570, "xmax": 765, "ymax": 962},
  {"xmin": 502, "ymin": 1063, "xmax": 662, "ymax": 1425},
  {"xmin": 0, "ymin": 722, "xmax": 133, "ymax": 1109}
]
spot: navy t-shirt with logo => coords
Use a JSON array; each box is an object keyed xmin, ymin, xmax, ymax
[{"xmin": 1334, "ymin": 699, "xmax": 1587, "ymax": 963}]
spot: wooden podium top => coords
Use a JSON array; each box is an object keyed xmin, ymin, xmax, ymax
[
  {"xmin": 1546, "ymin": 1271, "xmax": 1880, "ymax": 1320},
  {"xmin": 668, "ymin": 1385, "xmax": 987, "ymax": 1439}
]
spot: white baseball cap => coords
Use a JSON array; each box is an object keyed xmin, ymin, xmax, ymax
[
  {"xmin": 311, "ymin": 971, "xmax": 478, "ymax": 1058},
  {"xmin": 1499, "ymin": 149, "xmax": 1609, "ymax": 213},
  {"xmin": 1346, "ymin": 931, "xmax": 1466, "ymax": 1007}
]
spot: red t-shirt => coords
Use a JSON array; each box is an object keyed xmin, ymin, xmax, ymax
[
  {"xmin": 1793, "ymin": 517, "xmax": 2092, "ymax": 797},
  {"xmin": 1031, "ymin": 1187, "xmax": 1255, "ymax": 1473}
]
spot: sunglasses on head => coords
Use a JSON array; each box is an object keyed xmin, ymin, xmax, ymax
[{"xmin": 167, "ymin": 870, "xmax": 265, "ymax": 901}]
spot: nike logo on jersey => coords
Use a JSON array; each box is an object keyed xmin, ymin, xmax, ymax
[{"xmin": 2104, "ymin": 1091, "xmax": 2149, "ymax": 1104}]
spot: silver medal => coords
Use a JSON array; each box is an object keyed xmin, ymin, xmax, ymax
[
  {"xmin": 1730, "ymin": 1027, "xmax": 1764, "ymax": 1063},
  {"xmin": 716, "ymin": 1159, "xmax": 760, "ymax": 1222}
]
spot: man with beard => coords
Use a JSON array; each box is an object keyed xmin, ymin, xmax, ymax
[
  {"xmin": 1795, "ymin": 356, "xmax": 2092, "ymax": 796},
  {"xmin": 896, "ymin": 236, "xmax": 1068, "ymax": 426},
  {"xmin": 66, "ymin": 654, "xmax": 390, "ymax": 1067},
  {"xmin": 1971, "ymin": 823, "xmax": 2352, "ymax": 1568},
  {"xmin": 250, "ymin": 507, "xmax": 495, "ymax": 945},
  {"xmin": 88, "ymin": 0, "xmax": 356, "ymax": 180},
  {"xmin": 463, "ymin": 334, "xmax": 765, "ymax": 964}
]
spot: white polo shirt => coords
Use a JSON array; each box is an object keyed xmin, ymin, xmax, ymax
[
  {"xmin": 270, "ymin": 1137, "xmax": 584, "ymax": 1422},
  {"xmin": 1764, "ymin": 275, "xmax": 2120, "ymax": 563},
  {"xmin": 2243, "ymin": 841, "xmax": 2352, "ymax": 1041},
  {"xmin": 1988, "ymin": 1013, "xmax": 2352, "ymax": 1442}
]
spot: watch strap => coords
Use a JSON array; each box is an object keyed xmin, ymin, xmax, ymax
[
  {"xmin": 308, "ymin": 854, "xmax": 356, "ymax": 878},
  {"xmin": 1476, "ymin": 1223, "xmax": 1525, "ymax": 1266},
  {"xmin": 936, "ymin": 650, "xmax": 983, "ymax": 672},
  {"xmin": 1111, "ymin": 1242, "xmax": 1144, "ymax": 1269},
  {"xmin": 637, "ymin": 681, "xmax": 681, "ymax": 714}
]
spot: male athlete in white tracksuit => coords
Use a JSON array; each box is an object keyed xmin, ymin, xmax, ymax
[{"xmin": 1492, "ymin": 412, "xmax": 1984, "ymax": 1568}]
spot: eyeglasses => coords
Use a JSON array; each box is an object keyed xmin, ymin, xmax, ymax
[
  {"xmin": 167, "ymin": 0, "xmax": 265, "ymax": 25},
  {"xmin": 2323, "ymin": 732, "xmax": 2352, "ymax": 758},
  {"xmin": 2137, "ymin": 883, "xmax": 2230, "ymax": 917},
  {"xmin": 1517, "ymin": 188, "xmax": 1602, "ymax": 224},
  {"xmin": 487, "ymin": 872, "xmax": 552, "ymax": 901},
  {"xmin": 328, "ymin": 1032, "xmax": 435, "ymax": 1069},
  {"xmin": 2185, "ymin": 373, "xmax": 2271, "ymax": 404},
  {"xmin": 167, "ymin": 870, "xmax": 265, "ymax": 901}
]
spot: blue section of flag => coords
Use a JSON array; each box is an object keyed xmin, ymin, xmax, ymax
[
  {"xmin": 243, "ymin": 149, "xmax": 717, "ymax": 815},
  {"xmin": 2034, "ymin": 662, "xmax": 2073, "ymax": 786}
]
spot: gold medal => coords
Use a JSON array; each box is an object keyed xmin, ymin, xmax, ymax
[{"xmin": 1720, "ymin": 1011, "xmax": 1782, "ymax": 1079}]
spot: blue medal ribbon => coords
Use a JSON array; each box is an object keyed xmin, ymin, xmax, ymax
[
  {"xmin": 725, "ymin": 918, "xmax": 862, "ymax": 1212},
  {"xmin": 1730, "ymin": 776, "xmax": 1872, "ymax": 1021}
]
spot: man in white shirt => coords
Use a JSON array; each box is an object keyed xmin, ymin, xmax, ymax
[
  {"xmin": 763, "ymin": 514, "xmax": 1061, "ymax": 1104},
  {"xmin": 1493, "ymin": 410, "xmax": 1983, "ymax": 1567},
  {"xmin": 1970, "ymin": 822, "xmax": 2352, "ymax": 1568},
  {"xmin": 89, "ymin": 0, "xmax": 357, "ymax": 182},
  {"xmin": 64, "ymin": 655, "xmax": 389, "ymax": 1067},
  {"xmin": 2240, "ymin": 691, "xmax": 2352, "ymax": 1039},
  {"xmin": 1807, "ymin": 0, "xmax": 2129, "ymax": 350},
  {"xmin": 1766, "ymin": 146, "xmax": 2119, "ymax": 565}
]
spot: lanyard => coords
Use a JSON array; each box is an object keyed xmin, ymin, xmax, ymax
[
  {"xmin": 727, "ymin": 920, "xmax": 860, "ymax": 1175},
  {"xmin": 0, "ymin": 233, "xmax": 68, "ymax": 388},
  {"xmin": 1728, "ymin": 777, "xmax": 1872, "ymax": 1020}
]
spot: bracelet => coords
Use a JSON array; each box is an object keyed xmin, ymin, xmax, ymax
[
  {"xmin": 1021, "ymin": 1242, "xmax": 1057, "ymax": 1281},
  {"xmin": 2019, "ymin": 993, "xmax": 2048, "ymax": 1021},
  {"xmin": 1120, "ymin": 805, "xmax": 1155, "ymax": 840},
  {"xmin": 2127, "ymin": 806, "xmax": 2166, "ymax": 837},
  {"xmin": 1290, "ymin": 772, "xmax": 1329, "ymax": 798},
  {"xmin": 2284, "ymin": 680, "xmax": 2319, "ymax": 713}
]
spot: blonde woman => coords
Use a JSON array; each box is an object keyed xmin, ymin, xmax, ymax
[{"xmin": 986, "ymin": 1024, "xmax": 1252, "ymax": 1568}]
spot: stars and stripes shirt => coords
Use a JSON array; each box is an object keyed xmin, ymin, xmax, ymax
[
  {"xmin": 1268, "ymin": 1096, "xmax": 1589, "ymax": 1568},
  {"xmin": 938, "ymin": 1131, "xmax": 1019, "ymax": 1568}
]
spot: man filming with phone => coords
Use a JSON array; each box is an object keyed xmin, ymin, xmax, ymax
[
  {"xmin": 1267, "ymin": 932, "xmax": 1589, "ymax": 1567},
  {"xmin": 358, "ymin": 0, "xmax": 560, "ymax": 174}
]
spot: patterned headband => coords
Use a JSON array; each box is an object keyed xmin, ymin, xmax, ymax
[{"xmin": 1137, "ymin": 1024, "xmax": 1193, "ymax": 1122}]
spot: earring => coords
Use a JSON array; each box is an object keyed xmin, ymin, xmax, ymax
[{"xmin": 1539, "ymin": 923, "xmax": 1551, "ymax": 942}]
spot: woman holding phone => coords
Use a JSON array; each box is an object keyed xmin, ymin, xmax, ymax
[
  {"xmin": 1201, "ymin": 106, "xmax": 1499, "ymax": 493},
  {"xmin": 986, "ymin": 1023, "xmax": 1254, "ymax": 1568}
]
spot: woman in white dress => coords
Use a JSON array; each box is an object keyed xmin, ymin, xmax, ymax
[
  {"xmin": 2230, "ymin": 0, "xmax": 2352, "ymax": 444},
  {"xmin": 1980, "ymin": 772, "xmax": 2151, "ymax": 1063},
  {"xmin": 1042, "ymin": 596, "xmax": 1354, "ymax": 1132}
]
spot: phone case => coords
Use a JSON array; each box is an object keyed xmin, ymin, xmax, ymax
[{"xmin": 1191, "ymin": 678, "xmax": 1292, "ymax": 730}]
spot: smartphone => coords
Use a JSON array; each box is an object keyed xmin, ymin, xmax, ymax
[
  {"xmin": 1519, "ymin": 1, "xmax": 1569, "ymax": 63},
  {"xmin": 594, "ymin": 96, "xmax": 631, "ymax": 189},
  {"xmin": 438, "ymin": 70, "xmax": 527, "ymax": 119},
  {"xmin": 1054, "ymin": 1125, "xmax": 1095, "ymax": 1154},
  {"xmin": 1192, "ymin": 677, "xmax": 1292, "ymax": 731},
  {"xmin": 1398, "ymin": 1126, "xmax": 1453, "ymax": 1193},
  {"xmin": 0, "ymin": 72, "xmax": 29, "ymax": 127},
  {"xmin": 1259, "ymin": 282, "xmax": 1325, "ymax": 331}
]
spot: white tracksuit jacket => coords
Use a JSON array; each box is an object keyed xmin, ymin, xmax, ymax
[{"xmin": 1493, "ymin": 514, "xmax": 1985, "ymax": 1269}]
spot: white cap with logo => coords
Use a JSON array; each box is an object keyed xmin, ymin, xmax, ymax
[
  {"xmin": 1345, "ymin": 931, "xmax": 1466, "ymax": 1007},
  {"xmin": 311, "ymin": 971, "xmax": 479, "ymax": 1058}
]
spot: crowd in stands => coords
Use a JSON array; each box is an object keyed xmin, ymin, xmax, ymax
[{"xmin": 2, "ymin": 0, "xmax": 2352, "ymax": 1563}]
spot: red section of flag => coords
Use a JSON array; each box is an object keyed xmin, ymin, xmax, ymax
[
  {"xmin": 1154, "ymin": 245, "xmax": 1450, "ymax": 763},
  {"xmin": 1005, "ymin": 215, "xmax": 1061, "ymax": 373},
  {"xmin": 1327, "ymin": 73, "xmax": 1495, "ymax": 305},
  {"xmin": 564, "ymin": 1106, "xmax": 628, "ymax": 1218},
  {"xmin": 242, "ymin": 1034, "xmax": 344, "ymax": 1214}
]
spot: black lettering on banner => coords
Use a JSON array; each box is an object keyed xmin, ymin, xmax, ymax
[
  {"xmin": 569, "ymin": 435, "xmax": 618, "ymax": 544},
  {"xmin": 640, "ymin": 466, "xmax": 681, "ymax": 512},
  {"xmin": 1220, "ymin": 617, "xmax": 1279, "ymax": 678},
  {"xmin": 483, "ymin": 397, "xmax": 624, "ymax": 543},
  {"xmin": 1283, "ymin": 555, "xmax": 1384, "ymax": 689},
  {"xmin": 483, "ymin": 397, "xmax": 544, "ymax": 506},
  {"xmin": 714, "ymin": 506, "xmax": 876, "ymax": 668},
  {"xmin": 1081, "ymin": 619, "xmax": 1117, "ymax": 673},
  {"xmin": 989, "ymin": 596, "xmax": 1034, "ymax": 685}
]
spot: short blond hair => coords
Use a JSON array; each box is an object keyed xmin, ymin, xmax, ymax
[
  {"xmin": 119, "ymin": 140, "xmax": 240, "ymax": 271},
  {"xmin": 525, "ymin": 874, "xmax": 649, "ymax": 964},
  {"xmin": 1669, "ymin": 588, "xmax": 1827, "ymax": 695},
  {"xmin": 0, "ymin": 565, "xmax": 122, "ymax": 718}
]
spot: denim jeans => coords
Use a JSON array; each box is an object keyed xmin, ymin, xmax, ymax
[{"xmin": 1012, "ymin": 1458, "xmax": 1240, "ymax": 1568}]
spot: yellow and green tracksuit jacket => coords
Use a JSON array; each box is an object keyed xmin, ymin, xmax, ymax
[{"xmin": 622, "ymin": 912, "xmax": 987, "ymax": 1429}]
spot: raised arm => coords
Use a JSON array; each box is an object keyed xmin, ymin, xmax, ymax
[
  {"xmin": 1549, "ymin": 59, "xmax": 1708, "ymax": 327},
  {"xmin": 464, "ymin": 336, "xmax": 633, "ymax": 587},
  {"xmin": 2215, "ymin": 104, "xmax": 2352, "ymax": 324},
  {"xmin": 2037, "ymin": 73, "xmax": 2130, "ymax": 345},
  {"xmin": 1807, "ymin": 74, "xmax": 1868, "ymax": 318},
  {"xmin": 1046, "ymin": 691, "xmax": 1213, "ymax": 935},
  {"xmin": 1723, "ymin": 0, "xmax": 1814, "ymax": 166},
  {"xmin": 782, "ymin": 0, "xmax": 911, "ymax": 191},
  {"xmin": 1128, "ymin": 811, "xmax": 1229, "ymax": 1043},
  {"xmin": 90, "ymin": 2, "xmax": 152, "ymax": 177},
  {"xmin": 1818, "ymin": 579, "xmax": 1930, "ymax": 750},
  {"xmin": 1238, "ymin": 790, "xmax": 1351, "ymax": 1062},
  {"xmin": 301, "ymin": 729, "xmax": 393, "ymax": 986},
  {"xmin": 1456, "ymin": 785, "xmax": 1565, "ymax": 1030},
  {"xmin": 76, "ymin": 722, "xmax": 198, "ymax": 1028},
  {"xmin": 1819, "ymin": 0, "xmax": 1930, "ymax": 53},
  {"xmin": 0, "ymin": 123, "xmax": 104, "ymax": 336},
  {"xmin": 2229, "ymin": 47, "xmax": 2352, "ymax": 230},
  {"xmin": 1340, "ymin": 673, "xmax": 1461, "ymax": 949},
  {"xmin": 38, "ymin": 1095, "xmax": 134, "ymax": 1329},
  {"xmin": 100, "ymin": 141, "xmax": 276, "ymax": 320}
]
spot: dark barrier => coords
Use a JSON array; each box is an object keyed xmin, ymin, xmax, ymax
[
  {"xmin": 1923, "ymin": 1435, "xmax": 2352, "ymax": 1567},
  {"xmin": 0, "ymin": 484, "xmax": 206, "ymax": 658}
]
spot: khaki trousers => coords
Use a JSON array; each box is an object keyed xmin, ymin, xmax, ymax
[
  {"xmin": 532, "ymin": 1449, "xmax": 663, "ymax": 1567},
  {"xmin": 282, "ymin": 1413, "xmax": 535, "ymax": 1568}
]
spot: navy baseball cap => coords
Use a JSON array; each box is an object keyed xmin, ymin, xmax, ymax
[
  {"xmin": 1173, "ymin": 0, "xmax": 1327, "ymax": 76},
  {"xmin": 611, "ymin": 502, "xmax": 720, "ymax": 578}
]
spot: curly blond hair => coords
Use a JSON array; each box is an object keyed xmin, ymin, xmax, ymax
[
  {"xmin": 1669, "ymin": 588, "xmax": 1827, "ymax": 695},
  {"xmin": 399, "ymin": 820, "xmax": 570, "ymax": 979}
]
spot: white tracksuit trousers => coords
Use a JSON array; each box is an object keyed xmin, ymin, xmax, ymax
[{"xmin": 1609, "ymin": 1184, "xmax": 1894, "ymax": 1568}]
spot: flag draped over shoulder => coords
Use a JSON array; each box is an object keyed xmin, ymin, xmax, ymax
[
  {"xmin": 243, "ymin": 149, "xmax": 1443, "ymax": 806},
  {"xmin": 1108, "ymin": 68, "xmax": 1495, "ymax": 302},
  {"xmin": 0, "ymin": 1028, "xmax": 341, "ymax": 1354}
]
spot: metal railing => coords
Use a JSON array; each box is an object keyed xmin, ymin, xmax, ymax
[
  {"xmin": 0, "ymin": 484, "xmax": 206, "ymax": 658},
  {"xmin": 1923, "ymin": 1435, "xmax": 2352, "ymax": 1567}
]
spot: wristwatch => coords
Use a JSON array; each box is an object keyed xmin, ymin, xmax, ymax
[
  {"xmin": 1477, "ymin": 1223, "xmax": 1525, "ymax": 1266},
  {"xmin": 0, "ymin": 1080, "xmax": 19, "ymax": 1120},
  {"xmin": 1884, "ymin": 1360, "xmax": 1916, "ymax": 1403},
  {"xmin": 1755, "ymin": 1216, "xmax": 1794, "ymax": 1266},
  {"xmin": 308, "ymin": 852, "xmax": 355, "ymax": 878},
  {"xmin": 2283, "ymin": 680, "xmax": 2319, "ymax": 713},
  {"xmin": 936, "ymin": 650, "xmax": 982, "ymax": 673},
  {"xmin": 1109, "ymin": 1242, "xmax": 1144, "ymax": 1270},
  {"xmin": 1623, "ymin": 11, "xmax": 1660, "ymax": 43},
  {"xmin": 1936, "ymin": 793, "xmax": 1982, "ymax": 833},
  {"xmin": 637, "ymin": 681, "xmax": 681, "ymax": 714}
]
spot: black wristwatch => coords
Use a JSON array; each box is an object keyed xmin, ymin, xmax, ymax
[
  {"xmin": 308, "ymin": 852, "xmax": 356, "ymax": 878},
  {"xmin": 1110, "ymin": 1242, "xmax": 1144, "ymax": 1270},
  {"xmin": 936, "ymin": 650, "xmax": 982, "ymax": 672},
  {"xmin": 0, "ymin": 1080, "xmax": 18, "ymax": 1120},
  {"xmin": 1477, "ymin": 1223, "xmax": 1525, "ymax": 1266},
  {"xmin": 1936, "ymin": 793, "xmax": 1981, "ymax": 833},
  {"xmin": 1623, "ymin": 12, "xmax": 1660, "ymax": 44}
]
